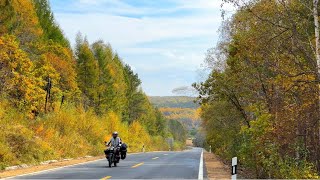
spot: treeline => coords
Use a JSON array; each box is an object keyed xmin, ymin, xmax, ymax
[
  {"xmin": 159, "ymin": 107, "xmax": 200, "ymax": 122},
  {"xmin": 194, "ymin": 0, "xmax": 320, "ymax": 179},
  {"xmin": 149, "ymin": 96, "xmax": 199, "ymax": 109},
  {"xmin": 0, "ymin": 0, "xmax": 185, "ymax": 169}
]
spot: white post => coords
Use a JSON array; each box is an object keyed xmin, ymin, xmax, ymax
[
  {"xmin": 209, "ymin": 145, "xmax": 212, "ymax": 153},
  {"xmin": 231, "ymin": 157, "xmax": 237, "ymax": 180}
]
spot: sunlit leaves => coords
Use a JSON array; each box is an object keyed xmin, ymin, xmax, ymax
[
  {"xmin": 0, "ymin": 0, "xmax": 43, "ymax": 43},
  {"xmin": 0, "ymin": 35, "xmax": 44, "ymax": 113}
]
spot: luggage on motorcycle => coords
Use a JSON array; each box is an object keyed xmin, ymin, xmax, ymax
[
  {"xmin": 121, "ymin": 153, "xmax": 126, "ymax": 160},
  {"xmin": 120, "ymin": 143, "xmax": 127, "ymax": 152},
  {"xmin": 120, "ymin": 143, "xmax": 127, "ymax": 160}
]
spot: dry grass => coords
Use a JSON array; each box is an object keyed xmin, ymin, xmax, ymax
[{"xmin": 204, "ymin": 152, "xmax": 230, "ymax": 180}]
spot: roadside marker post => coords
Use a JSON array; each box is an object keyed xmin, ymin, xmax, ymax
[
  {"xmin": 209, "ymin": 145, "xmax": 212, "ymax": 153},
  {"xmin": 231, "ymin": 157, "xmax": 237, "ymax": 180}
]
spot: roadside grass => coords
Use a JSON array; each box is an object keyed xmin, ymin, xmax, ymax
[{"xmin": 0, "ymin": 101, "xmax": 173, "ymax": 170}]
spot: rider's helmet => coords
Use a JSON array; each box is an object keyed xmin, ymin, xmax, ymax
[{"xmin": 112, "ymin": 131, "xmax": 118, "ymax": 138}]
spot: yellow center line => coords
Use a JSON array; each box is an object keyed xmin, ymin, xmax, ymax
[
  {"xmin": 100, "ymin": 176, "xmax": 112, "ymax": 180},
  {"xmin": 152, "ymin": 157, "xmax": 159, "ymax": 160},
  {"xmin": 131, "ymin": 162, "xmax": 144, "ymax": 168}
]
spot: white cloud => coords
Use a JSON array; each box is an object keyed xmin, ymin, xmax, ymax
[
  {"xmin": 52, "ymin": 0, "xmax": 232, "ymax": 95},
  {"xmin": 56, "ymin": 12, "xmax": 220, "ymax": 46},
  {"xmin": 73, "ymin": 0, "xmax": 235, "ymax": 15}
]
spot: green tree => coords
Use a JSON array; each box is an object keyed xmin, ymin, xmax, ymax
[
  {"xmin": 33, "ymin": 0, "xmax": 70, "ymax": 47},
  {"xmin": 168, "ymin": 120, "xmax": 186, "ymax": 143},
  {"xmin": 123, "ymin": 65, "xmax": 142, "ymax": 122},
  {"xmin": 75, "ymin": 34, "xmax": 99, "ymax": 109},
  {"xmin": 91, "ymin": 41, "xmax": 114, "ymax": 114}
]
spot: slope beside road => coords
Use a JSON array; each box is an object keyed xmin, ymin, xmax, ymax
[{"xmin": 4, "ymin": 148, "xmax": 205, "ymax": 179}]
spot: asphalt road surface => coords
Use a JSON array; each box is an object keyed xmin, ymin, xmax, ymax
[{"xmin": 7, "ymin": 147, "xmax": 206, "ymax": 179}]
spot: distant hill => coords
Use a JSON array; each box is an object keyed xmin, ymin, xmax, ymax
[
  {"xmin": 148, "ymin": 96, "xmax": 199, "ymax": 109},
  {"xmin": 149, "ymin": 96, "xmax": 200, "ymax": 137}
]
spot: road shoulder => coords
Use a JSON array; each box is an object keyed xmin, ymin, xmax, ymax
[
  {"xmin": 204, "ymin": 152, "xmax": 230, "ymax": 180},
  {"xmin": 0, "ymin": 156, "xmax": 104, "ymax": 179}
]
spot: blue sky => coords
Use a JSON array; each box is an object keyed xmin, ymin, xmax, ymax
[{"xmin": 50, "ymin": 0, "xmax": 233, "ymax": 96}]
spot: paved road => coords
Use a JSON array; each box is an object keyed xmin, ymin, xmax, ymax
[{"xmin": 7, "ymin": 147, "xmax": 205, "ymax": 179}]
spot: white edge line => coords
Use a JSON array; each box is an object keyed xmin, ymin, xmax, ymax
[
  {"xmin": 198, "ymin": 149, "xmax": 204, "ymax": 180},
  {"xmin": 3, "ymin": 151, "xmax": 151, "ymax": 180}
]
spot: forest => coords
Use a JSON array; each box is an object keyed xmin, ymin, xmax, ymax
[
  {"xmin": 194, "ymin": 0, "xmax": 320, "ymax": 178},
  {"xmin": 0, "ymin": 0, "xmax": 185, "ymax": 169}
]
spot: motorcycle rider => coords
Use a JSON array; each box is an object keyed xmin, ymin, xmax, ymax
[{"xmin": 106, "ymin": 132, "xmax": 122, "ymax": 160}]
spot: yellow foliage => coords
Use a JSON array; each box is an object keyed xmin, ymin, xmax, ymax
[
  {"xmin": 127, "ymin": 121, "xmax": 151, "ymax": 151},
  {"xmin": 0, "ymin": 0, "xmax": 42, "ymax": 42},
  {"xmin": 159, "ymin": 107, "xmax": 200, "ymax": 122},
  {"xmin": 105, "ymin": 111, "xmax": 121, "ymax": 134},
  {"xmin": 0, "ymin": 35, "xmax": 44, "ymax": 113},
  {"xmin": 101, "ymin": 112, "xmax": 168, "ymax": 152},
  {"xmin": 35, "ymin": 41, "xmax": 78, "ymax": 93},
  {"xmin": 10, "ymin": 0, "xmax": 43, "ymax": 40},
  {"xmin": 194, "ymin": 108, "xmax": 202, "ymax": 120}
]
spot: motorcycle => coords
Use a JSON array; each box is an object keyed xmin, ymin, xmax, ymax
[
  {"xmin": 104, "ymin": 143, "xmax": 127, "ymax": 168},
  {"xmin": 105, "ymin": 146, "xmax": 120, "ymax": 168}
]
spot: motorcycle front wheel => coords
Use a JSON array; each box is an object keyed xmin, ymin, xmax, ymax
[{"xmin": 108, "ymin": 154, "xmax": 113, "ymax": 168}]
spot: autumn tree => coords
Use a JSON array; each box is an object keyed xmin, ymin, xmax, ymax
[
  {"xmin": 75, "ymin": 34, "xmax": 99, "ymax": 109},
  {"xmin": 0, "ymin": 0, "xmax": 42, "ymax": 44},
  {"xmin": 195, "ymin": 0, "xmax": 320, "ymax": 178},
  {"xmin": 0, "ymin": 35, "xmax": 44, "ymax": 113}
]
